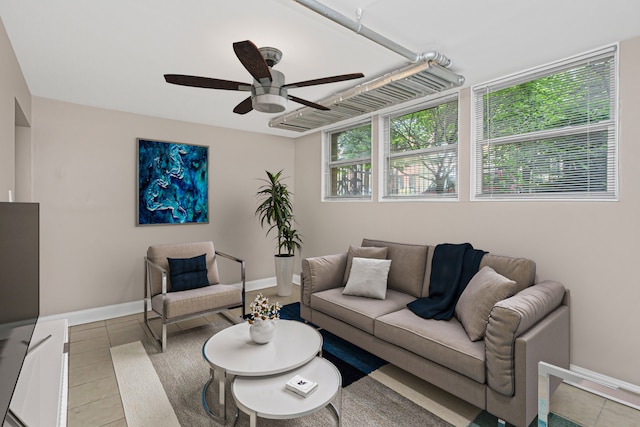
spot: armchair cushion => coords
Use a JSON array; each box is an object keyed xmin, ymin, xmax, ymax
[
  {"xmin": 167, "ymin": 254, "xmax": 209, "ymax": 292},
  {"xmin": 151, "ymin": 283, "xmax": 243, "ymax": 319}
]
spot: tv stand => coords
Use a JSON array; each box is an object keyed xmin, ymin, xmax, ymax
[{"xmin": 4, "ymin": 319, "xmax": 68, "ymax": 427}]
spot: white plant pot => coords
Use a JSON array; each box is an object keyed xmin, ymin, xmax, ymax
[{"xmin": 275, "ymin": 255, "xmax": 295, "ymax": 296}]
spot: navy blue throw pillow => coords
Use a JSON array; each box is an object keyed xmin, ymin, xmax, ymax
[{"xmin": 167, "ymin": 254, "xmax": 209, "ymax": 292}]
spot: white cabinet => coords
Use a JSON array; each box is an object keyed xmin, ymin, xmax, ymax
[{"xmin": 6, "ymin": 319, "xmax": 68, "ymax": 427}]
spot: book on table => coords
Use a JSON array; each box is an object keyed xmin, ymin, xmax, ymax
[{"xmin": 285, "ymin": 375, "xmax": 318, "ymax": 397}]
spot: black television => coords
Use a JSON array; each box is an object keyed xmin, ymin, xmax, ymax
[{"xmin": 0, "ymin": 202, "xmax": 39, "ymax": 424}]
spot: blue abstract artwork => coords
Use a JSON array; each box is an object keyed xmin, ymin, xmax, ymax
[{"xmin": 137, "ymin": 139, "xmax": 208, "ymax": 225}]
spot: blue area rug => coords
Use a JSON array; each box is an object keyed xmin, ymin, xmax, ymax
[
  {"xmin": 279, "ymin": 302, "xmax": 387, "ymax": 387},
  {"xmin": 280, "ymin": 303, "xmax": 582, "ymax": 427}
]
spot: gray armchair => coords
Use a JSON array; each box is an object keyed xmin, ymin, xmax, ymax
[{"xmin": 144, "ymin": 241, "xmax": 245, "ymax": 352}]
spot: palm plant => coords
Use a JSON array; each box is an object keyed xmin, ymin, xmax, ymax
[{"xmin": 255, "ymin": 170, "xmax": 303, "ymax": 256}]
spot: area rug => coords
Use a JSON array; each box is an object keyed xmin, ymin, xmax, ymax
[
  {"xmin": 279, "ymin": 303, "xmax": 580, "ymax": 427},
  {"xmin": 110, "ymin": 341, "xmax": 181, "ymax": 427},
  {"xmin": 136, "ymin": 314, "xmax": 453, "ymax": 426},
  {"xmin": 113, "ymin": 305, "xmax": 579, "ymax": 427}
]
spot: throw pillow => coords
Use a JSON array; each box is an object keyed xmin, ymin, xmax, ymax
[
  {"xmin": 455, "ymin": 266, "xmax": 516, "ymax": 341},
  {"xmin": 167, "ymin": 253, "xmax": 210, "ymax": 292},
  {"xmin": 343, "ymin": 245, "xmax": 388, "ymax": 285},
  {"xmin": 342, "ymin": 257, "xmax": 392, "ymax": 300}
]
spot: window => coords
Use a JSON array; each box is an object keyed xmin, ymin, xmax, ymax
[
  {"xmin": 472, "ymin": 46, "xmax": 617, "ymax": 199},
  {"xmin": 324, "ymin": 122, "xmax": 372, "ymax": 199},
  {"xmin": 382, "ymin": 96, "xmax": 458, "ymax": 199}
]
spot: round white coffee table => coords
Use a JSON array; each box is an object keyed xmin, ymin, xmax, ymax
[
  {"xmin": 201, "ymin": 320, "xmax": 323, "ymax": 422},
  {"xmin": 232, "ymin": 356, "xmax": 342, "ymax": 427}
]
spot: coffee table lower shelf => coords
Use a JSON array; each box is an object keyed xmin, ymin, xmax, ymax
[{"xmin": 231, "ymin": 357, "xmax": 342, "ymax": 427}]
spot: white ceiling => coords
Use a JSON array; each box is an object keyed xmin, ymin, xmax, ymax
[{"xmin": 1, "ymin": 0, "xmax": 639, "ymax": 138}]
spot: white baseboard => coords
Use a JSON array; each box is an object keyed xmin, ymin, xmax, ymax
[
  {"xmin": 40, "ymin": 275, "xmax": 301, "ymax": 327},
  {"xmin": 570, "ymin": 364, "xmax": 640, "ymax": 395},
  {"xmin": 40, "ymin": 300, "xmax": 145, "ymax": 327}
]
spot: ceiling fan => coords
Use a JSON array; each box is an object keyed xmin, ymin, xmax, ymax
[{"xmin": 164, "ymin": 40, "xmax": 364, "ymax": 115}]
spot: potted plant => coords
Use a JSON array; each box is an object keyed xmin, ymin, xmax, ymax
[{"xmin": 255, "ymin": 170, "xmax": 303, "ymax": 296}]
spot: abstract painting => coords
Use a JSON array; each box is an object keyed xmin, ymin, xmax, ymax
[{"xmin": 137, "ymin": 138, "xmax": 209, "ymax": 225}]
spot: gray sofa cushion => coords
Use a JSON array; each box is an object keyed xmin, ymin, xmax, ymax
[
  {"xmin": 421, "ymin": 245, "xmax": 436, "ymax": 297},
  {"xmin": 361, "ymin": 238, "xmax": 428, "ymax": 298},
  {"xmin": 485, "ymin": 280, "xmax": 566, "ymax": 396},
  {"xmin": 343, "ymin": 245, "xmax": 388, "ymax": 285},
  {"xmin": 479, "ymin": 253, "xmax": 536, "ymax": 294},
  {"xmin": 455, "ymin": 266, "xmax": 517, "ymax": 341},
  {"xmin": 310, "ymin": 287, "xmax": 415, "ymax": 335},
  {"xmin": 375, "ymin": 308, "xmax": 486, "ymax": 383}
]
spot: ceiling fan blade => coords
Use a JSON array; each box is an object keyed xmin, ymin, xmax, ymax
[
  {"xmin": 284, "ymin": 73, "xmax": 364, "ymax": 89},
  {"xmin": 164, "ymin": 74, "xmax": 251, "ymax": 91},
  {"xmin": 288, "ymin": 95, "xmax": 330, "ymax": 111},
  {"xmin": 233, "ymin": 40, "xmax": 272, "ymax": 84},
  {"xmin": 233, "ymin": 97, "xmax": 254, "ymax": 115}
]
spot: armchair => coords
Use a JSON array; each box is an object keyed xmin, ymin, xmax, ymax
[{"xmin": 144, "ymin": 241, "xmax": 245, "ymax": 352}]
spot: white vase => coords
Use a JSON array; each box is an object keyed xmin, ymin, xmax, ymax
[
  {"xmin": 275, "ymin": 255, "xmax": 295, "ymax": 296},
  {"xmin": 249, "ymin": 319, "xmax": 276, "ymax": 344}
]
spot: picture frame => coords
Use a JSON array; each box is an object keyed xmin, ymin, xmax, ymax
[{"xmin": 137, "ymin": 138, "xmax": 209, "ymax": 225}]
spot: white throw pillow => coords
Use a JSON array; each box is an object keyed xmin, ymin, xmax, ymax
[{"xmin": 342, "ymin": 257, "xmax": 392, "ymax": 300}]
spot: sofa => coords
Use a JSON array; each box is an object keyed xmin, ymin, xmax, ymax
[{"xmin": 300, "ymin": 238, "xmax": 569, "ymax": 427}]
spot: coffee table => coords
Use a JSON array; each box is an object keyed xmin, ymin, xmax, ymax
[
  {"xmin": 201, "ymin": 319, "xmax": 323, "ymax": 423},
  {"xmin": 232, "ymin": 356, "xmax": 342, "ymax": 426}
]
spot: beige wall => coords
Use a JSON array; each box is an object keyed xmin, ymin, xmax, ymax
[
  {"xmin": 294, "ymin": 38, "xmax": 640, "ymax": 386},
  {"xmin": 4, "ymin": 11, "xmax": 640, "ymax": 387},
  {"xmin": 0, "ymin": 17, "xmax": 31, "ymax": 200},
  {"xmin": 31, "ymin": 97, "xmax": 295, "ymax": 315}
]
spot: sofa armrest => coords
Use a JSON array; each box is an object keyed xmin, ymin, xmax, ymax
[
  {"xmin": 485, "ymin": 280, "xmax": 567, "ymax": 396},
  {"xmin": 300, "ymin": 253, "xmax": 348, "ymax": 307},
  {"xmin": 487, "ymin": 304, "xmax": 570, "ymax": 427}
]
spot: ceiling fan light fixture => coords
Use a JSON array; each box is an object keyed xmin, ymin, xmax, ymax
[
  {"xmin": 252, "ymin": 69, "xmax": 287, "ymax": 113},
  {"xmin": 253, "ymin": 94, "xmax": 287, "ymax": 113}
]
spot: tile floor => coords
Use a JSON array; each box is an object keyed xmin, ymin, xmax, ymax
[{"xmin": 66, "ymin": 285, "xmax": 640, "ymax": 427}]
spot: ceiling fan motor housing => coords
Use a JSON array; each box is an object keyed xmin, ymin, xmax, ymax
[{"xmin": 252, "ymin": 69, "xmax": 288, "ymax": 113}]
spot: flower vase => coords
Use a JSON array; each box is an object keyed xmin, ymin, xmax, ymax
[{"xmin": 249, "ymin": 319, "xmax": 276, "ymax": 344}]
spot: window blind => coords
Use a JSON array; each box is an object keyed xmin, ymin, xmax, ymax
[
  {"xmin": 324, "ymin": 121, "xmax": 372, "ymax": 199},
  {"xmin": 383, "ymin": 96, "xmax": 459, "ymax": 199},
  {"xmin": 472, "ymin": 46, "xmax": 617, "ymax": 200}
]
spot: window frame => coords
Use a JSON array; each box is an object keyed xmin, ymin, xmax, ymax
[
  {"xmin": 322, "ymin": 119, "xmax": 373, "ymax": 201},
  {"xmin": 471, "ymin": 45, "xmax": 619, "ymax": 201},
  {"xmin": 380, "ymin": 94, "xmax": 460, "ymax": 201}
]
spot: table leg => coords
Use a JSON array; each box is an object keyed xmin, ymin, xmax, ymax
[
  {"xmin": 336, "ymin": 385, "xmax": 342, "ymax": 427},
  {"xmin": 217, "ymin": 367, "xmax": 225, "ymax": 407},
  {"xmin": 250, "ymin": 412, "xmax": 257, "ymax": 427},
  {"xmin": 538, "ymin": 371, "xmax": 550, "ymax": 427},
  {"xmin": 328, "ymin": 386, "xmax": 342, "ymax": 427},
  {"xmin": 201, "ymin": 367, "xmax": 227, "ymax": 423}
]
